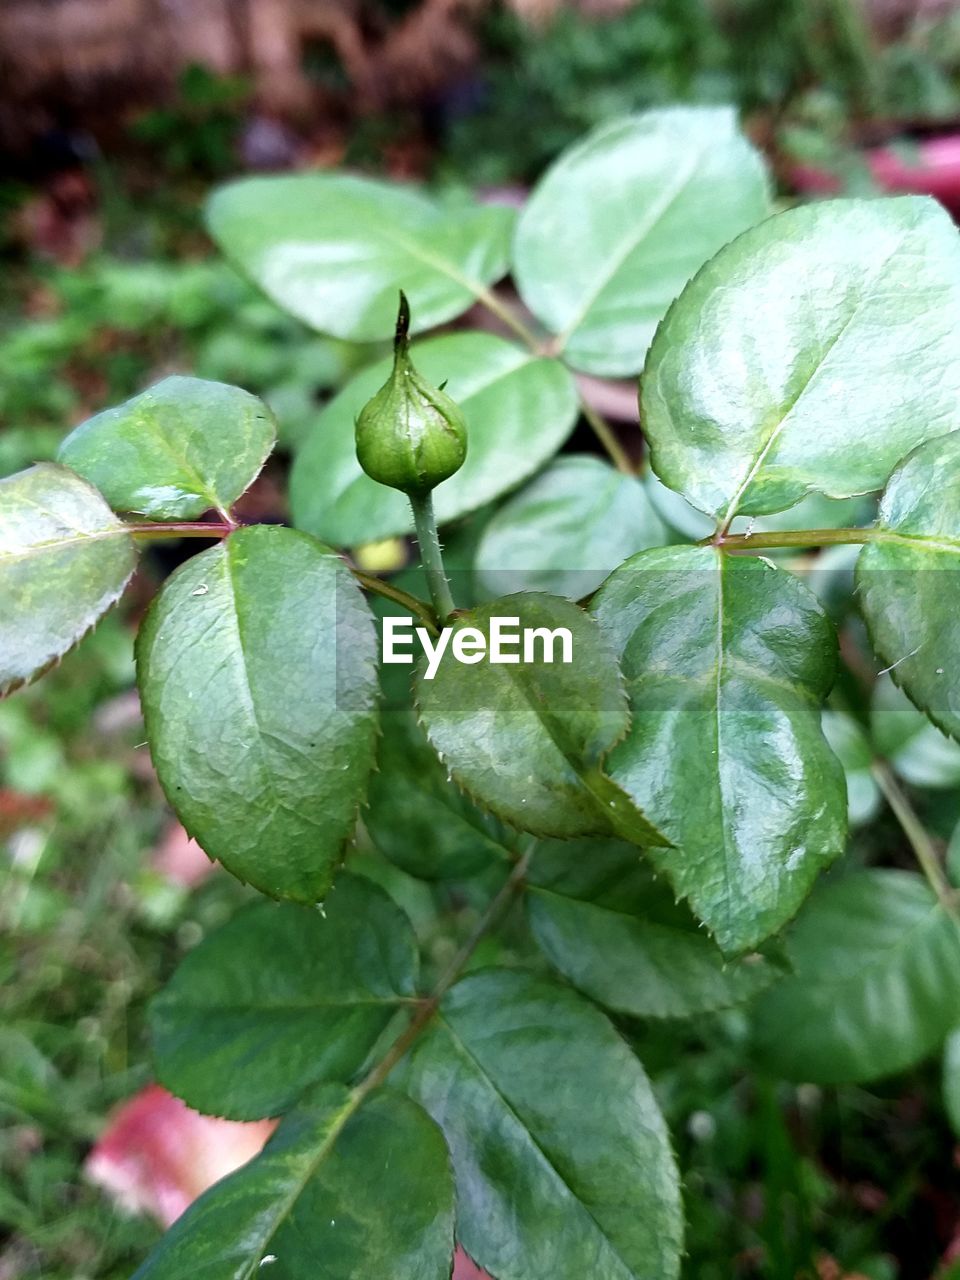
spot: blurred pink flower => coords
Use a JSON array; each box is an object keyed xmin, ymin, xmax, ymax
[
  {"xmin": 85, "ymin": 1084, "xmax": 275, "ymax": 1227},
  {"xmin": 150, "ymin": 820, "xmax": 215, "ymax": 888}
]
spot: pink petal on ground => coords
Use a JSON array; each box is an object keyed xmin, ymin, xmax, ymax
[
  {"xmin": 454, "ymin": 1246, "xmax": 493, "ymax": 1279},
  {"xmin": 85, "ymin": 1084, "xmax": 275, "ymax": 1226},
  {"xmin": 150, "ymin": 820, "xmax": 216, "ymax": 888}
]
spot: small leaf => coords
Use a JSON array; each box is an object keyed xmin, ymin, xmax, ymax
[
  {"xmin": 150, "ymin": 875, "xmax": 418, "ymax": 1120},
  {"xmin": 871, "ymin": 673, "xmax": 960, "ymax": 789},
  {"xmin": 753, "ymin": 870, "xmax": 960, "ymax": 1083},
  {"xmin": 415, "ymin": 593, "xmax": 666, "ymax": 844},
  {"xmin": 291, "ymin": 333, "xmax": 578, "ymax": 547},
  {"xmin": 59, "ymin": 376, "xmax": 276, "ymax": 520},
  {"xmin": 513, "ymin": 107, "xmax": 770, "ymax": 375},
  {"xmin": 821, "ymin": 710, "xmax": 881, "ymax": 826},
  {"xmin": 136, "ymin": 525, "xmax": 378, "ymax": 902},
  {"xmin": 0, "ymin": 464, "xmax": 136, "ymax": 695},
  {"xmin": 207, "ymin": 173, "xmax": 513, "ymax": 340},
  {"xmin": 644, "ymin": 197, "xmax": 960, "ymax": 522},
  {"xmin": 405, "ymin": 969, "xmax": 683, "ymax": 1280},
  {"xmin": 527, "ymin": 839, "xmax": 781, "ymax": 1018},
  {"xmin": 367, "ymin": 697, "xmax": 518, "ymax": 880},
  {"xmin": 132, "ymin": 1086, "xmax": 454, "ymax": 1279},
  {"xmin": 593, "ymin": 545, "xmax": 846, "ymax": 953},
  {"xmin": 475, "ymin": 456, "xmax": 668, "ymax": 600},
  {"xmin": 858, "ymin": 431, "xmax": 960, "ymax": 741}
]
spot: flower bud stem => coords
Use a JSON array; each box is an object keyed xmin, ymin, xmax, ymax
[{"xmin": 408, "ymin": 490, "xmax": 455, "ymax": 622}]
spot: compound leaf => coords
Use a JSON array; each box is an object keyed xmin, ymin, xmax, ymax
[
  {"xmin": 514, "ymin": 107, "xmax": 770, "ymax": 376},
  {"xmin": 150, "ymin": 875, "xmax": 418, "ymax": 1120},
  {"xmin": 527, "ymin": 839, "xmax": 781, "ymax": 1018},
  {"xmin": 405, "ymin": 968, "xmax": 683, "ymax": 1280},
  {"xmin": 858, "ymin": 431, "xmax": 960, "ymax": 741},
  {"xmin": 207, "ymin": 173, "xmax": 513, "ymax": 341},
  {"xmin": 59, "ymin": 376, "xmax": 275, "ymax": 521},
  {"xmin": 132, "ymin": 1086, "xmax": 454, "ymax": 1280},
  {"xmin": 290, "ymin": 333, "xmax": 577, "ymax": 547},
  {"xmin": 0, "ymin": 463, "xmax": 136, "ymax": 695},
  {"xmin": 415, "ymin": 593, "xmax": 666, "ymax": 845},
  {"xmin": 644, "ymin": 197, "xmax": 960, "ymax": 522},
  {"xmin": 753, "ymin": 869, "xmax": 960, "ymax": 1083},
  {"xmin": 593, "ymin": 545, "xmax": 846, "ymax": 953},
  {"xmin": 136, "ymin": 525, "xmax": 378, "ymax": 902}
]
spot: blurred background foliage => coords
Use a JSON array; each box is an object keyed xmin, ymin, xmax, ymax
[{"xmin": 6, "ymin": 2, "xmax": 960, "ymax": 1277}]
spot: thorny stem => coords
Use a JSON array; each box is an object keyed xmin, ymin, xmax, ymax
[
  {"xmin": 359, "ymin": 847, "xmax": 533, "ymax": 1095},
  {"xmin": 474, "ymin": 288, "xmax": 636, "ymax": 476},
  {"xmin": 352, "ymin": 570, "xmax": 439, "ymax": 635},
  {"xmin": 871, "ymin": 761, "xmax": 959, "ymax": 918},
  {"xmin": 408, "ymin": 490, "xmax": 456, "ymax": 622}
]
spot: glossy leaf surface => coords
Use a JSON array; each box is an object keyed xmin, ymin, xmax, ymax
[
  {"xmin": 58, "ymin": 376, "xmax": 275, "ymax": 520},
  {"xmin": 132, "ymin": 1086, "xmax": 454, "ymax": 1279},
  {"xmin": 136, "ymin": 525, "xmax": 378, "ymax": 902},
  {"xmin": 150, "ymin": 876, "xmax": 418, "ymax": 1119},
  {"xmin": 416, "ymin": 593, "xmax": 665, "ymax": 844},
  {"xmin": 858, "ymin": 431, "xmax": 960, "ymax": 741},
  {"xmin": 593, "ymin": 546, "xmax": 846, "ymax": 953},
  {"xmin": 207, "ymin": 173, "xmax": 513, "ymax": 340},
  {"xmin": 291, "ymin": 333, "xmax": 577, "ymax": 546},
  {"xmin": 0, "ymin": 464, "xmax": 136, "ymax": 695},
  {"xmin": 527, "ymin": 839, "xmax": 780, "ymax": 1018},
  {"xmin": 754, "ymin": 870, "xmax": 960, "ymax": 1083},
  {"xmin": 513, "ymin": 107, "xmax": 769, "ymax": 375},
  {"xmin": 405, "ymin": 969, "xmax": 683, "ymax": 1280},
  {"xmin": 475, "ymin": 456, "xmax": 668, "ymax": 600},
  {"xmin": 367, "ymin": 697, "xmax": 517, "ymax": 880},
  {"xmin": 644, "ymin": 197, "xmax": 960, "ymax": 521}
]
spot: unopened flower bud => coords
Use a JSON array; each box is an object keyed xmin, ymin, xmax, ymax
[{"xmin": 355, "ymin": 293, "xmax": 467, "ymax": 496}]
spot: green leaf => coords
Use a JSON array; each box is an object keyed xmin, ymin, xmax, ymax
[
  {"xmin": 948, "ymin": 820, "xmax": 960, "ymax": 887},
  {"xmin": 943, "ymin": 1028, "xmax": 960, "ymax": 1136},
  {"xmin": 136, "ymin": 525, "xmax": 378, "ymax": 902},
  {"xmin": 821, "ymin": 710, "xmax": 881, "ymax": 827},
  {"xmin": 870, "ymin": 674, "xmax": 960, "ymax": 790},
  {"xmin": 405, "ymin": 969, "xmax": 682, "ymax": 1280},
  {"xmin": 290, "ymin": 333, "xmax": 578, "ymax": 547},
  {"xmin": 593, "ymin": 546, "xmax": 846, "ymax": 953},
  {"xmin": 475, "ymin": 456, "xmax": 668, "ymax": 600},
  {"xmin": 753, "ymin": 870, "xmax": 960, "ymax": 1083},
  {"xmin": 0, "ymin": 464, "xmax": 136, "ymax": 696},
  {"xmin": 858, "ymin": 431, "xmax": 960, "ymax": 742},
  {"xmin": 366, "ymin": 697, "xmax": 517, "ymax": 880},
  {"xmin": 644, "ymin": 197, "xmax": 960, "ymax": 522},
  {"xmin": 527, "ymin": 839, "xmax": 781, "ymax": 1018},
  {"xmin": 207, "ymin": 173, "xmax": 513, "ymax": 341},
  {"xmin": 58, "ymin": 376, "xmax": 275, "ymax": 521},
  {"xmin": 513, "ymin": 107, "xmax": 770, "ymax": 376},
  {"xmin": 415, "ymin": 592, "xmax": 666, "ymax": 844},
  {"xmin": 132, "ymin": 1086, "xmax": 454, "ymax": 1279},
  {"xmin": 150, "ymin": 875, "xmax": 418, "ymax": 1119}
]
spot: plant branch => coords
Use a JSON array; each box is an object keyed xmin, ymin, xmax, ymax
[
  {"xmin": 706, "ymin": 527, "xmax": 875, "ymax": 551},
  {"xmin": 357, "ymin": 846, "xmax": 533, "ymax": 1096},
  {"xmin": 127, "ymin": 521, "xmax": 236, "ymax": 540},
  {"xmin": 578, "ymin": 398, "xmax": 635, "ymax": 475},
  {"xmin": 351, "ymin": 569, "xmax": 439, "ymax": 635},
  {"xmin": 473, "ymin": 287, "xmax": 636, "ymax": 476},
  {"xmin": 476, "ymin": 286, "xmax": 543, "ymax": 351},
  {"xmin": 408, "ymin": 490, "xmax": 456, "ymax": 622},
  {"xmin": 871, "ymin": 760, "xmax": 959, "ymax": 917}
]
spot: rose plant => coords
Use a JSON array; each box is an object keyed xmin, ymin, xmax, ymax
[{"xmin": 5, "ymin": 106, "xmax": 960, "ymax": 1277}]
